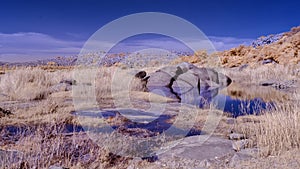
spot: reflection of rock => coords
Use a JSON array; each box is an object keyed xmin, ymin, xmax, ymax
[
  {"xmin": 260, "ymin": 79, "xmax": 297, "ymax": 90},
  {"xmin": 136, "ymin": 62, "xmax": 232, "ymax": 105},
  {"xmin": 222, "ymin": 82, "xmax": 290, "ymax": 102}
]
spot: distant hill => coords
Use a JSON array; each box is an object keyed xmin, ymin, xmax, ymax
[
  {"xmin": 0, "ymin": 62, "xmax": 8, "ymax": 66},
  {"xmin": 217, "ymin": 26, "xmax": 300, "ymax": 67},
  {"xmin": 1, "ymin": 56, "xmax": 78, "ymax": 67}
]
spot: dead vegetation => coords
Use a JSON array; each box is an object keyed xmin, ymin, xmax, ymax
[
  {"xmin": 217, "ymin": 26, "xmax": 300, "ymax": 68},
  {"xmin": 0, "ymin": 67, "xmax": 72, "ymax": 101},
  {"xmin": 232, "ymin": 91, "xmax": 300, "ymax": 157}
]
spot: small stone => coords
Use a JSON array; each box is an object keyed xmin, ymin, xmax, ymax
[
  {"xmin": 229, "ymin": 133, "xmax": 245, "ymax": 140},
  {"xmin": 226, "ymin": 118, "xmax": 235, "ymax": 125},
  {"xmin": 260, "ymin": 80, "xmax": 275, "ymax": 86},
  {"xmin": 232, "ymin": 139, "xmax": 249, "ymax": 151},
  {"xmin": 141, "ymin": 155, "xmax": 158, "ymax": 162},
  {"xmin": 60, "ymin": 79, "xmax": 76, "ymax": 85},
  {"xmin": 262, "ymin": 59, "xmax": 276, "ymax": 64}
]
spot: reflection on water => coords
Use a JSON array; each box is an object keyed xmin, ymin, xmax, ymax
[
  {"xmin": 73, "ymin": 110, "xmax": 173, "ymax": 133},
  {"xmin": 72, "ymin": 110, "xmax": 202, "ymax": 137},
  {"xmin": 212, "ymin": 94, "xmax": 275, "ymax": 117},
  {"xmin": 151, "ymin": 85, "xmax": 275, "ymax": 117},
  {"xmin": 72, "ymin": 84, "xmax": 276, "ymax": 139}
]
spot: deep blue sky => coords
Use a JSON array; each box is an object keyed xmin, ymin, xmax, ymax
[{"xmin": 0, "ymin": 0, "xmax": 299, "ymax": 62}]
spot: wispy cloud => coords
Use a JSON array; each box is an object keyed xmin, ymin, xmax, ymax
[
  {"xmin": 208, "ymin": 36, "xmax": 254, "ymax": 51},
  {"xmin": 0, "ymin": 32, "xmax": 84, "ymax": 62},
  {"xmin": 0, "ymin": 32, "xmax": 254, "ymax": 62},
  {"xmin": 109, "ymin": 36, "xmax": 254, "ymax": 53}
]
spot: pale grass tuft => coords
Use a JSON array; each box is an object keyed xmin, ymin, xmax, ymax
[
  {"xmin": 0, "ymin": 68, "xmax": 52, "ymax": 101},
  {"xmin": 256, "ymin": 98, "xmax": 300, "ymax": 156},
  {"xmin": 234, "ymin": 92, "xmax": 300, "ymax": 156},
  {"xmin": 225, "ymin": 64, "xmax": 298, "ymax": 85}
]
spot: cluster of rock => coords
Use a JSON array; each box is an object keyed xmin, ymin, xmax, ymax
[
  {"xmin": 135, "ymin": 62, "xmax": 232, "ymax": 103},
  {"xmin": 228, "ymin": 132, "xmax": 249, "ymax": 152},
  {"xmin": 1, "ymin": 50, "xmax": 193, "ymax": 68},
  {"xmin": 42, "ymin": 56, "xmax": 78, "ymax": 66},
  {"xmin": 0, "ymin": 107, "xmax": 12, "ymax": 118},
  {"xmin": 49, "ymin": 79, "xmax": 76, "ymax": 93},
  {"xmin": 251, "ymin": 33, "xmax": 283, "ymax": 48}
]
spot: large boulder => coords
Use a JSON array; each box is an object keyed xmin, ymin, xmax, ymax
[{"xmin": 136, "ymin": 62, "xmax": 232, "ymax": 106}]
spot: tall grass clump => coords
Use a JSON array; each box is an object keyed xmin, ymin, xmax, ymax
[
  {"xmin": 0, "ymin": 67, "xmax": 56, "ymax": 101},
  {"xmin": 250, "ymin": 92, "xmax": 300, "ymax": 156},
  {"xmin": 95, "ymin": 67, "xmax": 148, "ymax": 102},
  {"xmin": 225, "ymin": 64, "xmax": 298, "ymax": 84}
]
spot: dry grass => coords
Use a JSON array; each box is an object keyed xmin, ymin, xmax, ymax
[
  {"xmin": 223, "ymin": 63, "xmax": 300, "ymax": 159},
  {"xmin": 0, "ymin": 67, "xmax": 72, "ymax": 101},
  {"xmin": 256, "ymin": 94, "xmax": 300, "ymax": 156},
  {"xmin": 230, "ymin": 149, "xmax": 300, "ymax": 169},
  {"xmin": 171, "ymin": 50, "xmax": 222, "ymax": 68},
  {"xmin": 225, "ymin": 64, "xmax": 298, "ymax": 85},
  {"xmin": 0, "ymin": 90, "xmax": 133, "ymax": 169},
  {"xmin": 1, "ymin": 124, "xmax": 132, "ymax": 169},
  {"xmin": 93, "ymin": 66, "xmax": 160, "ymax": 108},
  {"xmin": 232, "ymin": 91, "xmax": 300, "ymax": 157}
]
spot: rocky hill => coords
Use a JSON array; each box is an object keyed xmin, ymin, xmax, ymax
[{"xmin": 217, "ymin": 26, "xmax": 300, "ymax": 68}]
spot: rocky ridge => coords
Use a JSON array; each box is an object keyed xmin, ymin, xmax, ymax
[{"xmin": 218, "ymin": 26, "xmax": 300, "ymax": 67}]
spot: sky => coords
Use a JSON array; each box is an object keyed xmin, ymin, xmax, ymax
[{"xmin": 0, "ymin": 0, "xmax": 299, "ymax": 62}]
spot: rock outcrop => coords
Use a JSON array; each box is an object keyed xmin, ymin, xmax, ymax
[
  {"xmin": 251, "ymin": 33, "xmax": 283, "ymax": 48},
  {"xmin": 135, "ymin": 62, "xmax": 232, "ymax": 105}
]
